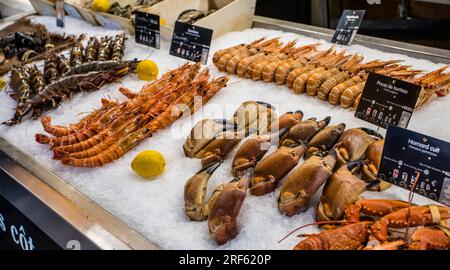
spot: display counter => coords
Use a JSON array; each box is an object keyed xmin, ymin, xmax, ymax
[{"xmin": 0, "ymin": 15, "xmax": 449, "ymax": 250}]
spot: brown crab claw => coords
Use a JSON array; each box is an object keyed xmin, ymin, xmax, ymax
[
  {"xmin": 305, "ymin": 123, "xmax": 346, "ymax": 159},
  {"xmin": 279, "ymin": 148, "xmax": 337, "ymax": 216},
  {"xmin": 195, "ymin": 130, "xmax": 242, "ymax": 167},
  {"xmin": 279, "ymin": 116, "xmax": 330, "ymax": 148},
  {"xmin": 184, "ymin": 162, "xmax": 221, "ymax": 221},
  {"xmin": 184, "ymin": 119, "xmax": 235, "ymax": 158},
  {"xmin": 360, "ymin": 127, "xmax": 384, "ymax": 139},
  {"xmin": 322, "ymin": 116, "xmax": 331, "ymax": 126},
  {"xmin": 231, "ymin": 128, "xmax": 289, "ymax": 177},
  {"xmin": 316, "ymin": 160, "xmax": 368, "ymax": 223},
  {"xmin": 208, "ymin": 169, "xmax": 253, "ymax": 245},
  {"xmin": 233, "ymin": 101, "xmax": 276, "ymax": 134},
  {"xmin": 334, "ymin": 128, "xmax": 379, "ymax": 168},
  {"xmin": 250, "ymin": 143, "xmax": 306, "ymax": 196},
  {"xmin": 268, "ymin": 111, "xmax": 304, "ymax": 132}
]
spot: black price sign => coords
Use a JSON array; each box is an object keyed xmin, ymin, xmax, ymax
[
  {"xmin": 0, "ymin": 169, "xmax": 99, "ymax": 250},
  {"xmin": 0, "ymin": 195, "xmax": 61, "ymax": 250},
  {"xmin": 135, "ymin": 11, "xmax": 160, "ymax": 49},
  {"xmin": 379, "ymin": 126, "xmax": 450, "ymax": 205},
  {"xmin": 331, "ymin": 10, "xmax": 365, "ymax": 45},
  {"xmin": 355, "ymin": 72, "xmax": 421, "ymax": 129},
  {"xmin": 169, "ymin": 21, "xmax": 213, "ymax": 64}
]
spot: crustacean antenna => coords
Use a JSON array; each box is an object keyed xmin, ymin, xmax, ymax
[
  {"xmin": 404, "ymin": 171, "xmax": 421, "ymax": 241},
  {"xmin": 278, "ymin": 220, "xmax": 354, "ymax": 243}
]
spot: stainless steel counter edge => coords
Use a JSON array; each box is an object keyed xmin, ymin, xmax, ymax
[
  {"xmin": 0, "ymin": 137, "xmax": 159, "ymax": 250},
  {"xmin": 253, "ymin": 16, "xmax": 450, "ymax": 64}
]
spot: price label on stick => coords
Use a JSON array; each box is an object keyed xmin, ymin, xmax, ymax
[
  {"xmin": 331, "ymin": 10, "xmax": 365, "ymax": 46},
  {"xmin": 169, "ymin": 21, "xmax": 213, "ymax": 65},
  {"xmin": 355, "ymin": 72, "xmax": 421, "ymax": 129},
  {"xmin": 135, "ymin": 11, "xmax": 160, "ymax": 49},
  {"xmin": 378, "ymin": 126, "xmax": 450, "ymax": 206}
]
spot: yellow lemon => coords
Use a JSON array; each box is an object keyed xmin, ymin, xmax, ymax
[
  {"xmin": 160, "ymin": 18, "xmax": 167, "ymax": 26},
  {"xmin": 137, "ymin": 60, "xmax": 159, "ymax": 81},
  {"xmin": 131, "ymin": 150, "xmax": 165, "ymax": 179},
  {"xmin": 0, "ymin": 78, "xmax": 6, "ymax": 91},
  {"xmin": 92, "ymin": 0, "xmax": 111, "ymax": 13}
]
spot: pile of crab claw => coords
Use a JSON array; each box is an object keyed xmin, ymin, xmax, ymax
[{"xmin": 182, "ymin": 100, "xmax": 450, "ymax": 249}]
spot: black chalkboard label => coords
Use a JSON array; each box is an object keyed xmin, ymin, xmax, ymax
[
  {"xmin": 169, "ymin": 21, "xmax": 213, "ymax": 64},
  {"xmin": 0, "ymin": 194, "xmax": 61, "ymax": 250},
  {"xmin": 331, "ymin": 10, "xmax": 365, "ymax": 45},
  {"xmin": 379, "ymin": 126, "xmax": 450, "ymax": 205},
  {"xmin": 355, "ymin": 72, "xmax": 421, "ymax": 129},
  {"xmin": 0, "ymin": 169, "xmax": 99, "ymax": 250},
  {"xmin": 135, "ymin": 11, "xmax": 160, "ymax": 49}
]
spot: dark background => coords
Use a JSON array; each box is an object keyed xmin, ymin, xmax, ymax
[{"xmin": 255, "ymin": 0, "xmax": 450, "ymax": 50}]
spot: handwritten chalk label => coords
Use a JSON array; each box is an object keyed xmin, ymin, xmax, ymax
[
  {"xmin": 135, "ymin": 11, "xmax": 160, "ymax": 49},
  {"xmin": 355, "ymin": 72, "xmax": 421, "ymax": 129},
  {"xmin": 169, "ymin": 21, "xmax": 213, "ymax": 65},
  {"xmin": 331, "ymin": 10, "xmax": 365, "ymax": 45},
  {"xmin": 379, "ymin": 126, "xmax": 450, "ymax": 206}
]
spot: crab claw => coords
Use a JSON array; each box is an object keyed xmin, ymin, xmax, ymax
[
  {"xmin": 250, "ymin": 143, "xmax": 306, "ymax": 196},
  {"xmin": 184, "ymin": 162, "xmax": 221, "ymax": 221},
  {"xmin": 208, "ymin": 169, "xmax": 253, "ymax": 245}
]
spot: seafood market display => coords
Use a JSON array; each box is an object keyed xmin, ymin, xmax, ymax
[
  {"xmin": 213, "ymin": 38, "xmax": 449, "ymax": 109},
  {"xmin": 0, "ymin": 15, "xmax": 449, "ymax": 251},
  {"xmin": 36, "ymin": 63, "xmax": 229, "ymax": 167},
  {"xmin": 0, "ymin": 17, "xmax": 82, "ymax": 75}
]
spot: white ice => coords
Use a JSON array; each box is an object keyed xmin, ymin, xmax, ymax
[{"xmin": 0, "ymin": 16, "xmax": 448, "ymax": 250}]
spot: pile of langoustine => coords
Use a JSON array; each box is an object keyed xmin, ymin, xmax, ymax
[
  {"xmin": 35, "ymin": 63, "xmax": 229, "ymax": 167},
  {"xmin": 3, "ymin": 33, "xmax": 134, "ymax": 126},
  {"xmin": 181, "ymin": 102, "xmax": 449, "ymax": 249},
  {"xmin": 213, "ymin": 38, "xmax": 449, "ymax": 110}
]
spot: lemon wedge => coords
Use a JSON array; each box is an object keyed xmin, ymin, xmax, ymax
[
  {"xmin": 137, "ymin": 60, "xmax": 159, "ymax": 81},
  {"xmin": 131, "ymin": 150, "xmax": 165, "ymax": 179}
]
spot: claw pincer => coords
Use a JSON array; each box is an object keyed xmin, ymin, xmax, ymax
[
  {"xmin": 279, "ymin": 150, "xmax": 337, "ymax": 216},
  {"xmin": 250, "ymin": 144, "xmax": 306, "ymax": 196},
  {"xmin": 208, "ymin": 169, "xmax": 252, "ymax": 245},
  {"xmin": 184, "ymin": 162, "xmax": 221, "ymax": 221}
]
